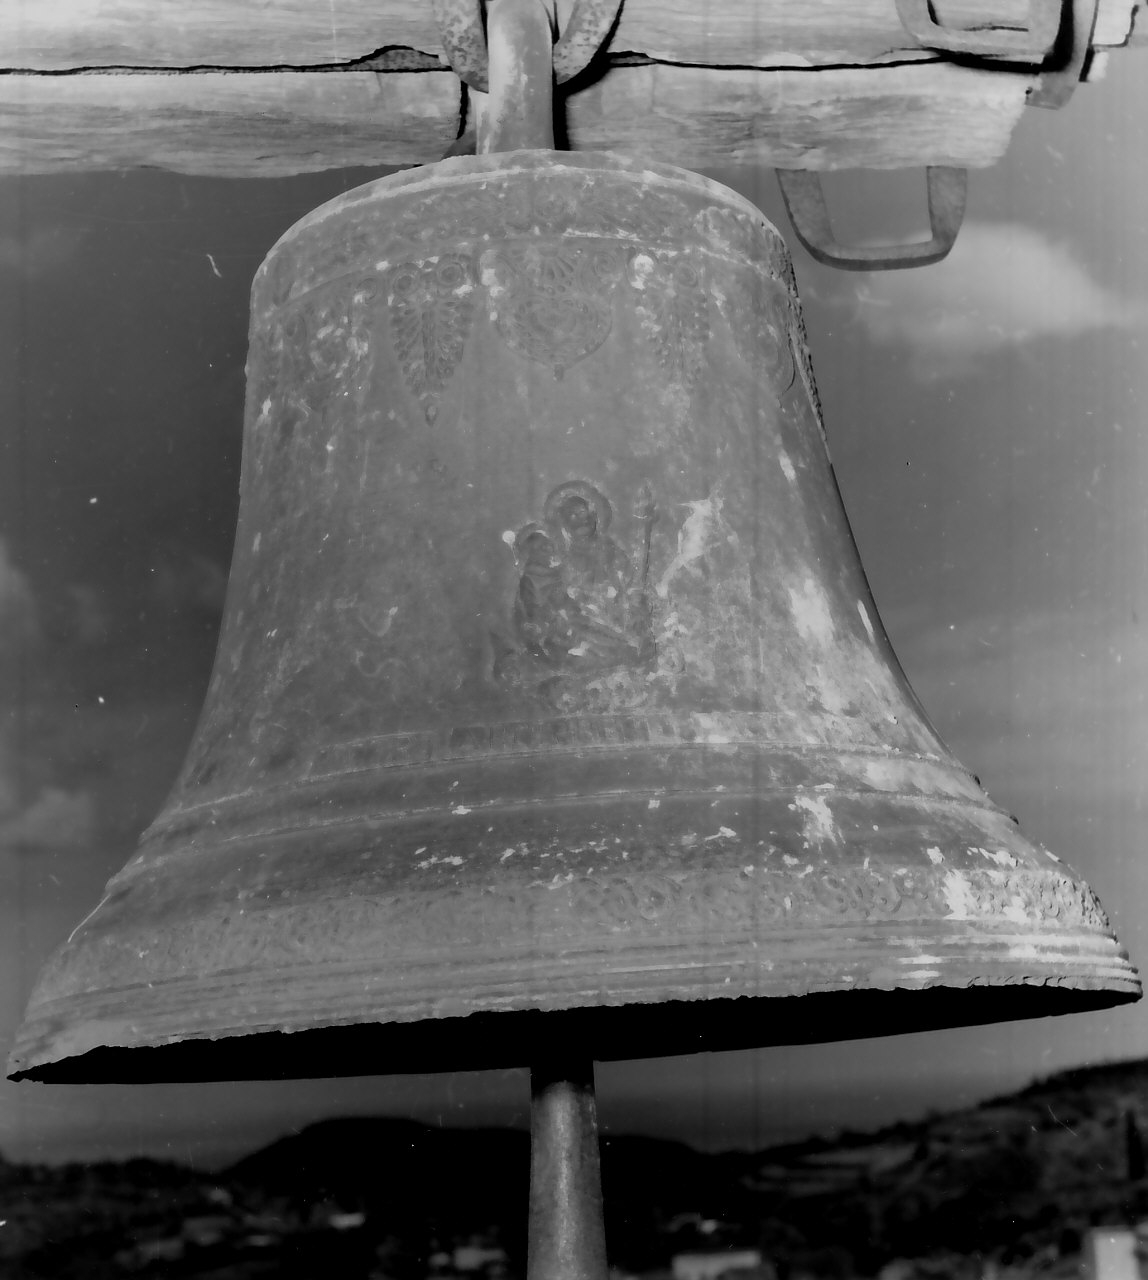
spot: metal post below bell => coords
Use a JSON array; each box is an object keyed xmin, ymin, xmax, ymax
[{"xmin": 528, "ymin": 1057, "xmax": 609, "ymax": 1280}]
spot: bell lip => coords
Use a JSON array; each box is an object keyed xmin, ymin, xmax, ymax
[
  {"xmin": 265, "ymin": 148, "xmax": 785, "ymax": 263},
  {"xmin": 11, "ymin": 779, "xmax": 1140, "ymax": 1086},
  {"xmin": 8, "ymin": 982, "xmax": 1141, "ymax": 1085}
]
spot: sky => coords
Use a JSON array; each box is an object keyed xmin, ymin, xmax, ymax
[{"xmin": 1, "ymin": 49, "xmax": 1146, "ymax": 1170}]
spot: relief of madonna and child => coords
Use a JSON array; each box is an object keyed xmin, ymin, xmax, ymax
[{"xmin": 493, "ymin": 480, "xmax": 665, "ymax": 709}]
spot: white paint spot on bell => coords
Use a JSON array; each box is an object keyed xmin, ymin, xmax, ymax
[
  {"xmin": 942, "ymin": 869, "xmax": 977, "ymax": 920},
  {"xmin": 691, "ymin": 713, "xmax": 733, "ymax": 744},
  {"xmin": 252, "ymin": 533, "xmax": 262, "ymax": 553},
  {"xmin": 861, "ymin": 759, "xmax": 907, "ymax": 791},
  {"xmin": 1003, "ymin": 900, "xmax": 1029, "ymax": 924},
  {"xmin": 648, "ymin": 798, "xmax": 661, "ymax": 810},
  {"xmin": 417, "ymin": 852, "xmax": 465, "ymax": 869},
  {"xmin": 925, "ymin": 846, "xmax": 944, "ymax": 865},
  {"xmin": 857, "ymin": 600, "xmax": 877, "ymax": 643},
  {"xmin": 630, "ymin": 253, "xmax": 655, "ymax": 290},
  {"xmin": 657, "ymin": 494, "xmax": 719, "ymax": 599},
  {"xmin": 778, "ymin": 451, "xmax": 797, "ymax": 483},
  {"xmin": 789, "ymin": 793, "xmax": 839, "ymax": 847},
  {"xmin": 501, "ymin": 530, "xmax": 516, "ymax": 548},
  {"xmin": 788, "ymin": 577, "xmax": 836, "ymax": 643}
]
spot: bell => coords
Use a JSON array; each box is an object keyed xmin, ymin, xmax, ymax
[{"xmin": 9, "ymin": 136, "xmax": 1138, "ymax": 1084}]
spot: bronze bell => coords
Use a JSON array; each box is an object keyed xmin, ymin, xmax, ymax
[{"xmin": 9, "ymin": 137, "xmax": 1139, "ymax": 1082}]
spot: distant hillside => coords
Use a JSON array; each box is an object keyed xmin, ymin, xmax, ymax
[{"xmin": 5, "ymin": 1056, "xmax": 1148, "ymax": 1278}]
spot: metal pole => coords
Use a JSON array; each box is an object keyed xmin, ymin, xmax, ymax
[
  {"xmin": 527, "ymin": 1056, "xmax": 609, "ymax": 1280},
  {"xmin": 478, "ymin": 0, "xmax": 556, "ymax": 153}
]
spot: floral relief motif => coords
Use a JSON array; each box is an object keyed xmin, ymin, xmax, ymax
[
  {"xmin": 267, "ymin": 277, "xmax": 378, "ymax": 443},
  {"xmin": 629, "ymin": 253, "xmax": 711, "ymax": 389},
  {"xmin": 482, "ymin": 242, "xmax": 627, "ymax": 377},
  {"xmin": 259, "ymin": 168, "xmax": 793, "ymax": 320},
  {"xmin": 385, "ymin": 253, "xmax": 477, "ymax": 423},
  {"xmin": 715, "ymin": 274, "xmax": 796, "ymax": 392},
  {"xmin": 81, "ymin": 864, "xmax": 1115, "ymax": 987},
  {"xmin": 697, "ymin": 204, "xmax": 791, "ymax": 282}
]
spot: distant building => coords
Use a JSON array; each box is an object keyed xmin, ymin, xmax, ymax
[
  {"xmin": 454, "ymin": 1243, "xmax": 509, "ymax": 1272},
  {"xmin": 1085, "ymin": 1228, "xmax": 1143, "ymax": 1280},
  {"xmin": 672, "ymin": 1249, "xmax": 765, "ymax": 1280}
]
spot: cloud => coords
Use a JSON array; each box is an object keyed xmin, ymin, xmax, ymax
[
  {"xmin": 0, "ymin": 538, "xmax": 38, "ymax": 656},
  {"xmin": 148, "ymin": 548, "xmax": 228, "ymax": 618},
  {"xmin": 0, "ymin": 729, "xmax": 96, "ymax": 854},
  {"xmin": 836, "ymin": 222, "xmax": 1147, "ymax": 380},
  {"xmin": 63, "ymin": 584, "xmax": 112, "ymax": 646},
  {"xmin": 0, "ymin": 225, "xmax": 86, "ymax": 277},
  {"xmin": 887, "ymin": 602, "xmax": 1147, "ymax": 807},
  {"xmin": 0, "ymin": 786, "xmax": 95, "ymax": 852}
]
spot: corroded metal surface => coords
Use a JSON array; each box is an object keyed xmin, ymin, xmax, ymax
[
  {"xmin": 9, "ymin": 151, "xmax": 1138, "ymax": 1079},
  {"xmin": 551, "ymin": 0, "xmax": 623, "ymax": 84},
  {"xmin": 432, "ymin": 0, "xmax": 490, "ymax": 92},
  {"xmin": 432, "ymin": 0, "xmax": 623, "ymax": 93}
]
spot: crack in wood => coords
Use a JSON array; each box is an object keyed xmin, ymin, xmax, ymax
[{"xmin": 2, "ymin": 50, "xmax": 953, "ymax": 77}]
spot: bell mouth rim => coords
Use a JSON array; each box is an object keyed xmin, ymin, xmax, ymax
[
  {"xmin": 268, "ymin": 148, "xmax": 784, "ymax": 260},
  {"xmin": 10, "ymin": 980, "xmax": 1141, "ymax": 1085}
]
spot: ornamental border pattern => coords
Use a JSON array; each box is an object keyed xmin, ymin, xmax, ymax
[
  {"xmin": 54, "ymin": 865, "xmax": 1114, "ymax": 990},
  {"xmin": 261, "ymin": 182, "xmax": 792, "ymax": 314}
]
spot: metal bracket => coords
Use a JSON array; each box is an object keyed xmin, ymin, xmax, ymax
[
  {"xmin": 432, "ymin": 0, "xmax": 622, "ymax": 93},
  {"xmin": 1028, "ymin": 0, "xmax": 1100, "ymax": 109},
  {"xmin": 895, "ymin": 0, "xmax": 1061, "ymax": 61},
  {"xmin": 775, "ymin": 166, "xmax": 968, "ymax": 272},
  {"xmin": 895, "ymin": 0, "xmax": 1100, "ymax": 111},
  {"xmin": 433, "ymin": 0, "xmax": 489, "ymax": 93}
]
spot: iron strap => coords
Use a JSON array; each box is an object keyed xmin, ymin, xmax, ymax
[
  {"xmin": 775, "ymin": 166, "xmax": 968, "ymax": 272},
  {"xmin": 432, "ymin": 0, "xmax": 622, "ymax": 92}
]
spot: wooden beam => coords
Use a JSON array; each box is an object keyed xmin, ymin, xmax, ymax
[
  {"xmin": 0, "ymin": 0, "xmax": 1139, "ymax": 176},
  {"xmin": 567, "ymin": 62, "xmax": 1027, "ymax": 172},
  {"xmin": 3, "ymin": 0, "xmax": 1139, "ymax": 71},
  {"xmin": 0, "ymin": 72, "xmax": 462, "ymax": 176},
  {"xmin": 1, "ymin": 62, "xmax": 1028, "ymax": 177}
]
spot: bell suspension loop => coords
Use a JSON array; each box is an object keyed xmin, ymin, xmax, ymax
[{"xmin": 478, "ymin": 0, "xmax": 556, "ymax": 153}]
